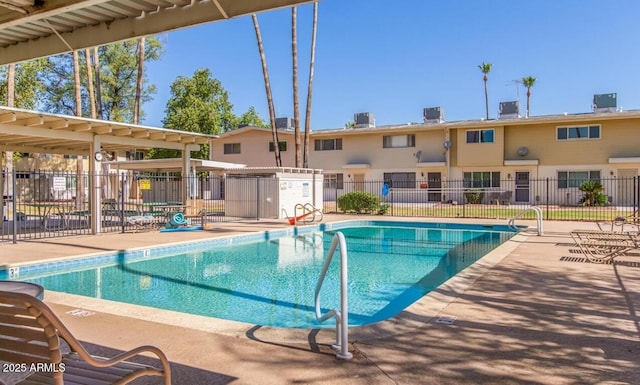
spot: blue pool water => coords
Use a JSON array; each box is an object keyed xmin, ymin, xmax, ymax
[{"xmin": 11, "ymin": 222, "xmax": 514, "ymax": 329}]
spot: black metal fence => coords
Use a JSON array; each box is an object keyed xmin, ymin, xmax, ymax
[
  {"xmin": 324, "ymin": 176, "xmax": 639, "ymax": 221},
  {"xmin": 2, "ymin": 169, "xmax": 638, "ymax": 243}
]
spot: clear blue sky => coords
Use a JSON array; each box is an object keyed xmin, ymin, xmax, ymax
[{"xmin": 143, "ymin": 0, "xmax": 640, "ymax": 130}]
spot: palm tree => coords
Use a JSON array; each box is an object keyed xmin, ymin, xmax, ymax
[
  {"xmin": 252, "ymin": 14, "xmax": 281, "ymax": 167},
  {"xmin": 303, "ymin": 1, "xmax": 318, "ymax": 168},
  {"xmin": 478, "ymin": 62, "xmax": 492, "ymax": 120},
  {"xmin": 292, "ymin": 7, "xmax": 301, "ymax": 168},
  {"xmin": 522, "ymin": 76, "xmax": 536, "ymax": 118}
]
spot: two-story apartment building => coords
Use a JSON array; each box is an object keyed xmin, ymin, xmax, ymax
[{"xmin": 212, "ymin": 105, "xmax": 640, "ymax": 207}]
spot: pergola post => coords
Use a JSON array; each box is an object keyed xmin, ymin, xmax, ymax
[{"xmin": 90, "ymin": 137, "xmax": 102, "ymax": 234}]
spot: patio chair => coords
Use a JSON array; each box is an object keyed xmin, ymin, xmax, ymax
[
  {"xmin": 597, "ymin": 211, "xmax": 640, "ymax": 232},
  {"xmin": 0, "ymin": 290, "xmax": 171, "ymax": 385},
  {"xmin": 570, "ymin": 230, "xmax": 639, "ymax": 262},
  {"xmin": 499, "ymin": 191, "xmax": 512, "ymax": 205}
]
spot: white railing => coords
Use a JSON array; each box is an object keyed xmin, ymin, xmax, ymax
[
  {"xmin": 282, "ymin": 203, "xmax": 323, "ymax": 225},
  {"xmin": 508, "ymin": 206, "xmax": 544, "ymax": 235},
  {"xmin": 314, "ymin": 231, "xmax": 352, "ymax": 360}
]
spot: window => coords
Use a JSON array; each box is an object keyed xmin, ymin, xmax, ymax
[
  {"xmin": 463, "ymin": 172, "xmax": 501, "ymax": 188},
  {"xmin": 314, "ymin": 138, "xmax": 342, "ymax": 151},
  {"xmin": 383, "ymin": 172, "xmax": 416, "ymax": 188},
  {"xmin": 466, "ymin": 129, "xmax": 494, "ymax": 144},
  {"xmin": 557, "ymin": 125, "xmax": 600, "ymax": 140},
  {"xmin": 126, "ymin": 150, "xmax": 145, "ymax": 160},
  {"xmin": 223, "ymin": 143, "xmax": 241, "ymax": 154},
  {"xmin": 268, "ymin": 141, "xmax": 288, "ymax": 152},
  {"xmin": 324, "ymin": 174, "xmax": 344, "ymax": 189},
  {"xmin": 558, "ymin": 171, "xmax": 601, "ymax": 188},
  {"xmin": 383, "ymin": 134, "xmax": 415, "ymax": 148}
]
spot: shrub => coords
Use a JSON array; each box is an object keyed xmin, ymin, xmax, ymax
[
  {"xmin": 578, "ymin": 181, "xmax": 608, "ymax": 206},
  {"xmin": 337, "ymin": 191, "xmax": 383, "ymax": 214},
  {"xmin": 463, "ymin": 189, "xmax": 484, "ymax": 204}
]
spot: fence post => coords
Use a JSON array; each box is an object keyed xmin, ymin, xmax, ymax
[
  {"xmin": 256, "ymin": 176, "xmax": 260, "ymax": 221},
  {"xmin": 121, "ymin": 173, "xmax": 126, "ymax": 233},
  {"xmin": 633, "ymin": 176, "xmax": 640, "ymax": 213},
  {"xmin": 12, "ymin": 168, "xmax": 17, "ymax": 244},
  {"xmin": 545, "ymin": 177, "xmax": 550, "ymax": 220}
]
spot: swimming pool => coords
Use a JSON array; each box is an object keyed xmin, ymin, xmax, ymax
[{"xmin": 8, "ymin": 221, "xmax": 515, "ymax": 329}]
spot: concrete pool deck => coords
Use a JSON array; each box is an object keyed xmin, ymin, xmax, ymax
[{"xmin": 1, "ymin": 216, "xmax": 639, "ymax": 384}]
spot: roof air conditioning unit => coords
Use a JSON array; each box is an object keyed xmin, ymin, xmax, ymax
[
  {"xmin": 593, "ymin": 93, "xmax": 617, "ymax": 113},
  {"xmin": 275, "ymin": 117, "xmax": 294, "ymax": 131},
  {"xmin": 354, "ymin": 112, "xmax": 375, "ymax": 128},
  {"xmin": 423, "ymin": 107, "xmax": 444, "ymax": 123},
  {"xmin": 498, "ymin": 101, "xmax": 520, "ymax": 119}
]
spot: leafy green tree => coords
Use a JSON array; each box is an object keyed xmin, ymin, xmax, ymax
[
  {"xmin": 478, "ymin": 61, "xmax": 492, "ymax": 120},
  {"xmin": 40, "ymin": 38, "xmax": 163, "ymax": 122},
  {"xmin": 97, "ymin": 39, "xmax": 162, "ymax": 122},
  {"xmin": 0, "ymin": 59, "xmax": 49, "ymax": 109},
  {"xmin": 238, "ymin": 106, "xmax": 268, "ymax": 127},
  {"xmin": 522, "ymin": 76, "xmax": 536, "ymax": 118},
  {"xmin": 0, "ymin": 59, "xmax": 49, "ymax": 170},
  {"xmin": 150, "ymin": 68, "xmax": 237, "ymax": 160}
]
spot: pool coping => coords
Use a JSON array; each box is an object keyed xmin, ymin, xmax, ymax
[{"xmin": 3, "ymin": 219, "xmax": 526, "ymax": 344}]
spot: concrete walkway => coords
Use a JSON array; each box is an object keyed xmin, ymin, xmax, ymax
[{"xmin": 1, "ymin": 216, "xmax": 639, "ymax": 384}]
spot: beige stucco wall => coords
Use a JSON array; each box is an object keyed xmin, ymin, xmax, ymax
[
  {"xmin": 454, "ymin": 126, "xmax": 504, "ymax": 166},
  {"xmin": 502, "ymin": 120, "xmax": 640, "ymax": 165},
  {"xmin": 14, "ymin": 156, "xmax": 86, "ymax": 172},
  {"xmin": 212, "ymin": 129, "xmax": 296, "ymax": 167},
  {"xmin": 309, "ymin": 128, "xmax": 447, "ymax": 174}
]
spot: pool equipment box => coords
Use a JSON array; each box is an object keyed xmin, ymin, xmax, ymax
[{"xmin": 224, "ymin": 167, "xmax": 323, "ymax": 219}]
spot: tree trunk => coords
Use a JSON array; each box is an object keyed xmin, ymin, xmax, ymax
[
  {"xmin": 252, "ymin": 14, "xmax": 281, "ymax": 167},
  {"xmin": 526, "ymin": 89, "xmax": 531, "ymax": 118},
  {"xmin": 93, "ymin": 47, "xmax": 103, "ymax": 120},
  {"xmin": 134, "ymin": 37, "xmax": 145, "ymax": 125},
  {"xmin": 85, "ymin": 49, "xmax": 96, "ymax": 119},
  {"xmin": 483, "ymin": 74, "xmax": 489, "ymax": 120},
  {"xmin": 292, "ymin": 7, "xmax": 301, "ymax": 168},
  {"xmin": 303, "ymin": 2, "xmax": 318, "ymax": 168},
  {"xmin": 73, "ymin": 50, "xmax": 85, "ymax": 209}
]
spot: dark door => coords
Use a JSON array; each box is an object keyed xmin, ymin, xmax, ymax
[
  {"xmin": 515, "ymin": 172, "xmax": 530, "ymax": 203},
  {"xmin": 427, "ymin": 172, "xmax": 442, "ymax": 202}
]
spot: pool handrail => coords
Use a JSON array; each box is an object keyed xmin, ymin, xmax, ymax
[
  {"xmin": 284, "ymin": 203, "xmax": 323, "ymax": 225},
  {"xmin": 508, "ymin": 206, "xmax": 544, "ymax": 235},
  {"xmin": 314, "ymin": 231, "xmax": 352, "ymax": 360}
]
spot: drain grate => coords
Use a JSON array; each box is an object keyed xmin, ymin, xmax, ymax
[
  {"xmin": 435, "ymin": 315, "xmax": 457, "ymax": 324},
  {"xmin": 66, "ymin": 309, "xmax": 95, "ymax": 317}
]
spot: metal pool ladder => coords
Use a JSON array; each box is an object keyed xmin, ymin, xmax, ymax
[
  {"xmin": 508, "ymin": 206, "xmax": 544, "ymax": 235},
  {"xmin": 314, "ymin": 231, "xmax": 352, "ymax": 360}
]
